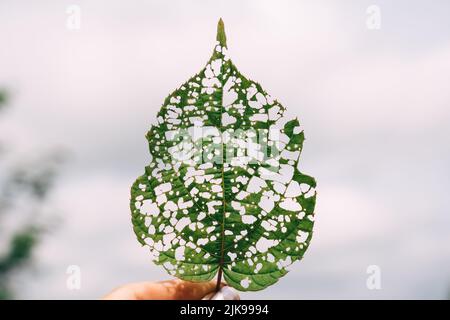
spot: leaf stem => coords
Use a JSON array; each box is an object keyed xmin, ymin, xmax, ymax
[{"xmin": 215, "ymin": 264, "xmax": 223, "ymax": 292}]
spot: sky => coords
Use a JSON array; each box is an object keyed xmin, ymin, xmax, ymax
[{"xmin": 0, "ymin": 0, "xmax": 449, "ymax": 299}]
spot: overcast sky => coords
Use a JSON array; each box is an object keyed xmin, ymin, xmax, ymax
[{"xmin": 0, "ymin": 0, "xmax": 449, "ymax": 299}]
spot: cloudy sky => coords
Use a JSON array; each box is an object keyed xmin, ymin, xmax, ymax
[{"xmin": 0, "ymin": 0, "xmax": 449, "ymax": 299}]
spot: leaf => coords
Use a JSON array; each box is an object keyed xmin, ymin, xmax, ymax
[{"xmin": 130, "ymin": 19, "xmax": 316, "ymax": 292}]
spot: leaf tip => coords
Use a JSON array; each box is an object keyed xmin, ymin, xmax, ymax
[{"xmin": 216, "ymin": 18, "xmax": 227, "ymax": 47}]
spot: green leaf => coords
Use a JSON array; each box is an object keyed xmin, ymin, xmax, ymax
[{"xmin": 130, "ymin": 19, "xmax": 316, "ymax": 292}]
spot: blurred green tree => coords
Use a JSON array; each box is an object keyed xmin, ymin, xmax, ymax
[{"xmin": 0, "ymin": 89, "xmax": 62, "ymax": 299}]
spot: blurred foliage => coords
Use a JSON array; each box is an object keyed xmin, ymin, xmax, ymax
[
  {"xmin": 0, "ymin": 89, "xmax": 62, "ymax": 299},
  {"xmin": 0, "ymin": 90, "xmax": 6, "ymax": 109},
  {"xmin": 0, "ymin": 228, "xmax": 39, "ymax": 299}
]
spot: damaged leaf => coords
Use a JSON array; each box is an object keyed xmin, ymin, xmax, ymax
[{"xmin": 130, "ymin": 19, "xmax": 316, "ymax": 291}]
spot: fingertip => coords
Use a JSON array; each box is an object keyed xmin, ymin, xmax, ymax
[{"xmin": 202, "ymin": 285, "xmax": 240, "ymax": 300}]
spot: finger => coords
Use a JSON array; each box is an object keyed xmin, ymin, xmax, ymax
[
  {"xmin": 202, "ymin": 286, "xmax": 240, "ymax": 300},
  {"xmin": 145, "ymin": 279, "xmax": 218, "ymax": 300},
  {"xmin": 103, "ymin": 279, "xmax": 218, "ymax": 300}
]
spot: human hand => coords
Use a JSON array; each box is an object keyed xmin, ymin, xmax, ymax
[{"xmin": 103, "ymin": 279, "xmax": 239, "ymax": 300}]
